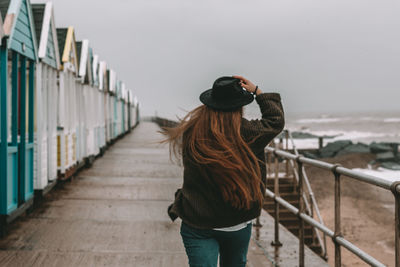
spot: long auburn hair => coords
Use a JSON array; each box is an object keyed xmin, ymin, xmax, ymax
[{"xmin": 161, "ymin": 105, "xmax": 263, "ymax": 210}]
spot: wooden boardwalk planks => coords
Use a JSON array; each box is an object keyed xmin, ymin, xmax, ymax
[{"xmin": 0, "ymin": 122, "xmax": 327, "ymax": 266}]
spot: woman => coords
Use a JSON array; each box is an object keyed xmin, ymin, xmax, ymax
[{"xmin": 163, "ymin": 75, "xmax": 285, "ymax": 267}]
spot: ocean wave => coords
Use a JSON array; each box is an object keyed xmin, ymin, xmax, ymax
[
  {"xmin": 295, "ymin": 118, "xmax": 343, "ymax": 124},
  {"xmin": 352, "ymin": 168, "xmax": 400, "ymax": 182},
  {"xmin": 384, "ymin": 118, "xmax": 400, "ymax": 123},
  {"xmin": 285, "ymin": 130, "xmax": 398, "ymax": 149},
  {"xmin": 301, "ymin": 130, "xmax": 389, "ymax": 140}
]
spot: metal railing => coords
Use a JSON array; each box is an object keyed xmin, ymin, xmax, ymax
[
  {"xmin": 149, "ymin": 116, "xmax": 179, "ymax": 128},
  {"xmin": 266, "ymin": 132, "xmax": 326, "ymax": 258},
  {"xmin": 265, "ymin": 143, "xmax": 399, "ymax": 267},
  {"xmin": 286, "ymin": 130, "xmax": 327, "ymax": 258}
]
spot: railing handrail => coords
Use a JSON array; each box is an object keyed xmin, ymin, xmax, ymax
[
  {"xmin": 266, "ymin": 146, "xmax": 394, "ymax": 190},
  {"xmin": 265, "ymin": 189, "xmax": 386, "ymax": 267},
  {"xmin": 286, "ymin": 130, "xmax": 327, "ymax": 257},
  {"xmin": 265, "ymin": 143, "xmax": 400, "ymax": 267}
]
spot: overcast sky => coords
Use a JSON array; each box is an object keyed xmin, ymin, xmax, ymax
[{"xmin": 47, "ymin": 0, "xmax": 399, "ymax": 118}]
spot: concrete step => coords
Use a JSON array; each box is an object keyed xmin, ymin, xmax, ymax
[
  {"xmin": 266, "ymin": 183, "xmax": 298, "ymax": 193},
  {"xmin": 266, "ymin": 177, "xmax": 296, "ymax": 185},
  {"xmin": 265, "ymin": 192, "xmax": 299, "ymax": 201},
  {"xmin": 263, "ymin": 210, "xmax": 298, "ymax": 220},
  {"xmin": 264, "ymin": 199, "xmax": 299, "ymax": 210}
]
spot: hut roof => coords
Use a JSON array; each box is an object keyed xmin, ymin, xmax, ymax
[
  {"xmin": 31, "ymin": 3, "xmax": 45, "ymax": 45},
  {"xmin": 56, "ymin": 28, "xmax": 67, "ymax": 59}
]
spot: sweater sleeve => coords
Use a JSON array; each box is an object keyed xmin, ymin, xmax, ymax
[{"xmin": 241, "ymin": 93, "xmax": 285, "ymax": 153}]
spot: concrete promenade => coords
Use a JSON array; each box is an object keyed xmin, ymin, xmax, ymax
[{"xmin": 0, "ymin": 122, "xmax": 328, "ymax": 267}]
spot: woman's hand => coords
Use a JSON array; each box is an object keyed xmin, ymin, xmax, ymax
[{"xmin": 233, "ymin": 75, "xmax": 262, "ymax": 95}]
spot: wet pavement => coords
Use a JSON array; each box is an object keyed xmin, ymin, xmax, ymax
[{"xmin": 0, "ymin": 122, "xmax": 328, "ymax": 266}]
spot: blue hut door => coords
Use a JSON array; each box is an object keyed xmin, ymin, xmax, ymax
[
  {"xmin": 0, "ymin": 49, "xmax": 19, "ymax": 215},
  {"xmin": 18, "ymin": 57, "xmax": 34, "ymax": 204}
]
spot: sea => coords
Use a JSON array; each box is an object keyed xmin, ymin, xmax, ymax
[{"xmin": 243, "ymin": 106, "xmax": 400, "ymax": 181}]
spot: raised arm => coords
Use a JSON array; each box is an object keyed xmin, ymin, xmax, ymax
[{"xmin": 233, "ymin": 75, "xmax": 285, "ymax": 152}]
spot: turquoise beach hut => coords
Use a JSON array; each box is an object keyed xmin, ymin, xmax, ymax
[
  {"xmin": 31, "ymin": 2, "xmax": 60, "ymax": 195},
  {"xmin": 0, "ymin": 0, "xmax": 38, "ymax": 233}
]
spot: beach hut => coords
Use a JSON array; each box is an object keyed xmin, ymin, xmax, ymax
[
  {"xmin": 98, "ymin": 60, "xmax": 106, "ymax": 149},
  {"xmin": 77, "ymin": 40, "xmax": 98, "ymax": 159},
  {"xmin": 90, "ymin": 54, "xmax": 105, "ymax": 150},
  {"xmin": 56, "ymin": 26, "xmax": 79, "ymax": 179},
  {"xmin": 127, "ymin": 89, "xmax": 138, "ymax": 130},
  {"xmin": 0, "ymin": 0, "xmax": 38, "ymax": 231},
  {"xmin": 75, "ymin": 40, "xmax": 91, "ymax": 165},
  {"xmin": 134, "ymin": 97, "xmax": 140, "ymax": 126},
  {"xmin": 113, "ymin": 81, "xmax": 123, "ymax": 138},
  {"xmin": 123, "ymin": 86, "xmax": 129, "ymax": 132},
  {"xmin": 127, "ymin": 89, "xmax": 133, "ymax": 130},
  {"xmin": 105, "ymin": 69, "xmax": 114, "ymax": 143},
  {"xmin": 132, "ymin": 96, "xmax": 139, "ymax": 128},
  {"xmin": 31, "ymin": 2, "xmax": 60, "ymax": 195},
  {"xmin": 120, "ymin": 82, "xmax": 126, "ymax": 134}
]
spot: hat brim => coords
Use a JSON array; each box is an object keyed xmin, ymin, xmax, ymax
[{"xmin": 199, "ymin": 88, "xmax": 254, "ymax": 111}]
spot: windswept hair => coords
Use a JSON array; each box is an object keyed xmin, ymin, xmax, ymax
[{"xmin": 160, "ymin": 105, "xmax": 263, "ymax": 210}]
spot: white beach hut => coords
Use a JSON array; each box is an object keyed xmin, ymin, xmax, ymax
[
  {"xmin": 56, "ymin": 26, "xmax": 79, "ymax": 179},
  {"xmin": 32, "ymin": 2, "xmax": 60, "ymax": 193},
  {"xmin": 76, "ymin": 39, "xmax": 93, "ymax": 160},
  {"xmin": 98, "ymin": 60, "xmax": 107, "ymax": 149},
  {"xmin": 106, "ymin": 69, "xmax": 116, "ymax": 143}
]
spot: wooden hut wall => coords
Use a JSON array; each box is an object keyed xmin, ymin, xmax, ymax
[
  {"xmin": 0, "ymin": 1, "xmax": 140, "ymax": 233},
  {"xmin": 107, "ymin": 69, "xmax": 116, "ymax": 142},
  {"xmin": 56, "ymin": 27, "xmax": 79, "ymax": 177},
  {"xmin": 79, "ymin": 42, "xmax": 98, "ymax": 158},
  {"xmin": 97, "ymin": 61, "xmax": 106, "ymax": 148},
  {"xmin": 123, "ymin": 86, "xmax": 128, "ymax": 132},
  {"xmin": 99, "ymin": 61, "xmax": 107, "ymax": 148},
  {"xmin": 0, "ymin": 0, "xmax": 38, "ymax": 216},
  {"xmin": 32, "ymin": 2, "xmax": 60, "ymax": 191},
  {"xmin": 75, "ymin": 79, "xmax": 85, "ymax": 163}
]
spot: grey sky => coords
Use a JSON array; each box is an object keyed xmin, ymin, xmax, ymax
[{"xmin": 49, "ymin": 0, "xmax": 400, "ymax": 118}]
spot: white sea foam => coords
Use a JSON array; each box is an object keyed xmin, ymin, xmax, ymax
[
  {"xmin": 332, "ymin": 131, "xmax": 389, "ymax": 141},
  {"xmin": 275, "ymin": 138, "xmax": 323, "ymax": 150},
  {"xmin": 352, "ymin": 168, "xmax": 400, "ymax": 183},
  {"xmin": 360, "ymin": 117, "xmax": 376, "ymax": 121},
  {"xmin": 295, "ymin": 118, "xmax": 343, "ymax": 124},
  {"xmin": 285, "ymin": 130, "xmax": 395, "ymax": 149},
  {"xmin": 384, "ymin": 118, "xmax": 400, "ymax": 123}
]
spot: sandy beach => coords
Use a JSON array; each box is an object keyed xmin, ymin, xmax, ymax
[{"xmin": 306, "ymin": 153, "xmax": 395, "ymax": 266}]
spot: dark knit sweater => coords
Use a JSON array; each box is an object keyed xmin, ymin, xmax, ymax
[{"xmin": 168, "ymin": 93, "xmax": 285, "ymax": 229}]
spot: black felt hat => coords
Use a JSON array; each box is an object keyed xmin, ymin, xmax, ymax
[{"xmin": 199, "ymin": 76, "xmax": 254, "ymax": 111}]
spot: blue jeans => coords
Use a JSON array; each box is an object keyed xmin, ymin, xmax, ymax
[{"xmin": 180, "ymin": 222, "xmax": 252, "ymax": 267}]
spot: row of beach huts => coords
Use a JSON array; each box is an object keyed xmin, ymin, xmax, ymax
[{"xmin": 0, "ymin": 0, "xmax": 140, "ymax": 235}]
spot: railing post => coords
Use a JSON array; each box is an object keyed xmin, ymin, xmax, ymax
[
  {"xmin": 271, "ymin": 150, "xmax": 282, "ymax": 247},
  {"xmin": 285, "ymin": 130, "xmax": 289, "ymax": 176},
  {"xmin": 333, "ymin": 165, "xmax": 342, "ymax": 267},
  {"xmin": 298, "ymin": 159, "xmax": 305, "ymax": 267},
  {"xmin": 267, "ymin": 150, "xmax": 272, "ymax": 178},
  {"xmin": 390, "ymin": 182, "xmax": 400, "ymax": 267},
  {"xmin": 310, "ymin": 193, "xmax": 315, "ymax": 244},
  {"xmin": 318, "ymin": 137, "xmax": 324, "ymax": 149}
]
